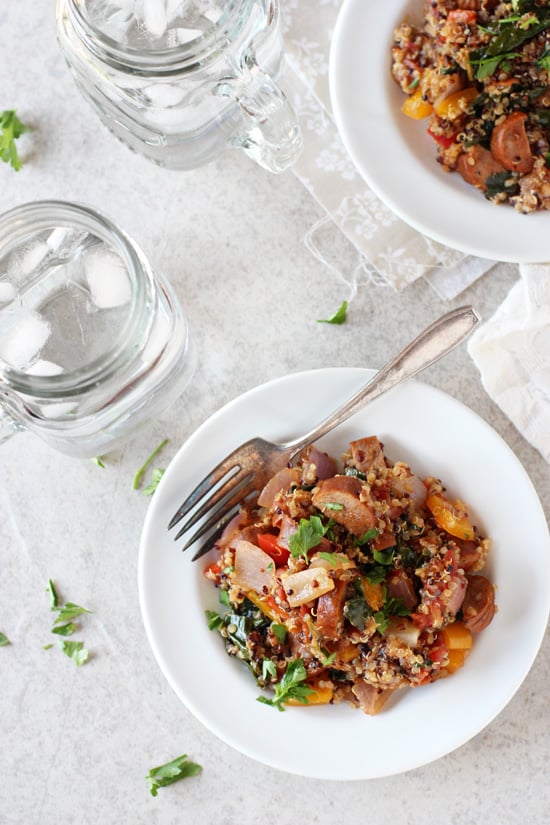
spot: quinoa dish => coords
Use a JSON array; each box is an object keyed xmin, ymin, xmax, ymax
[
  {"xmin": 205, "ymin": 436, "xmax": 496, "ymax": 714},
  {"xmin": 391, "ymin": 0, "xmax": 550, "ymax": 211}
]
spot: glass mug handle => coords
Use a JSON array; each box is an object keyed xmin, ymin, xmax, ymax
[{"xmin": 216, "ymin": 51, "xmax": 303, "ymax": 174}]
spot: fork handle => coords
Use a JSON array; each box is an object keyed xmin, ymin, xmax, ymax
[{"xmin": 282, "ymin": 305, "xmax": 480, "ymax": 455}]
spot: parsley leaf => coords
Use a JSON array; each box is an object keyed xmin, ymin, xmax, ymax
[
  {"xmin": 262, "ymin": 658, "xmax": 278, "ymax": 680},
  {"xmin": 132, "ymin": 438, "xmax": 169, "ymax": 490},
  {"xmin": 205, "ymin": 609, "xmax": 223, "ymax": 631},
  {"xmin": 271, "ymin": 623, "xmax": 287, "ymax": 643},
  {"xmin": 354, "ymin": 528, "xmax": 379, "ymax": 546},
  {"xmin": 92, "ymin": 456, "xmax": 106, "ymax": 468},
  {"xmin": 0, "ymin": 110, "xmax": 29, "ymax": 171},
  {"xmin": 146, "ymin": 754, "xmax": 202, "ymax": 797},
  {"xmin": 317, "ymin": 300, "xmax": 348, "ymax": 325},
  {"xmin": 372, "ymin": 546, "xmax": 396, "ymax": 565},
  {"xmin": 51, "ymin": 622, "xmax": 76, "ymax": 637},
  {"xmin": 47, "ymin": 579, "xmax": 59, "ymax": 610},
  {"xmin": 53, "ymin": 602, "xmax": 93, "ymax": 624},
  {"xmin": 257, "ymin": 658, "xmax": 313, "ymax": 711},
  {"xmin": 59, "ymin": 639, "xmax": 89, "ymax": 666},
  {"xmin": 288, "ymin": 516, "xmax": 326, "ymax": 563},
  {"xmin": 0, "ymin": 632, "xmax": 10, "ymax": 647},
  {"xmin": 142, "ymin": 467, "xmax": 165, "ymax": 496}
]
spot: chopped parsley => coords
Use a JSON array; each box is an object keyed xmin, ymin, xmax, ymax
[
  {"xmin": 261, "ymin": 658, "xmax": 278, "ymax": 680},
  {"xmin": 146, "ymin": 754, "xmax": 202, "ymax": 797},
  {"xmin": 59, "ymin": 640, "xmax": 89, "ymax": 666},
  {"xmin": 256, "ymin": 658, "xmax": 313, "ymax": 711},
  {"xmin": 132, "ymin": 438, "xmax": 169, "ymax": 490},
  {"xmin": 0, "ymin": 110, "xmax": 29, "ymax": 171},
  {"xmin": 317, "ymin": 300, "xmax": 348, "ymax": 325},
  {"xmin": 469, "ymin": 6, "xmax": 550, "ymax": 79},
  {"xmin": 271, "ymin": 623, "xmax": 287, "ymax": 643},
  {"xmin": 288, "ymin": 515, "xmax": 326, "ymax": 563},
  {"xmin": 0, "ymin": 632, "xmax": 10, "ymax": 647},
  {"xmin": 142, "ymin": 467, "xmax": 165, "ymax": 496},
  {"xmin": 47, "ymin": 581, "xmax": 93, "ymax": 664}
]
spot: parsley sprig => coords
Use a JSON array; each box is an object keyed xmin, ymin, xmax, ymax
[
  {"xmin": 146, "ymin": 754, "xmax": 202, "ymax": 797},
  {"xmin": 0, "ymin": 110, "xmax": 29, "ymax": 171},
  {"xmin": 257, "ymin": 658, "xmax": 313, "ymax": 711},
  {"xmin": 288, "ymin": 515, "xmax": 327, "ymax": 563}
]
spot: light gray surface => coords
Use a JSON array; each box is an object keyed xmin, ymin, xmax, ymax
[{"xmin": 1, "ymin": 3, "xmax": 549, "ymax": 824}]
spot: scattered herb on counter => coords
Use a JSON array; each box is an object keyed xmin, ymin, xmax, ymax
[
  {"xmin": 0, "ymin": 632, "xmax": 10, "ymax": 646},
  {"xmin": 47, "ymin": 580, "xmax": 93, "ymax": 664},
  {"xmin": 47, "ymin": 578, "xmax": 59, "ymax": 609},
  {"xmin": 142, "ymin": 467, "xmax": 165, "ymax": 496},
  {"xmin": 59, "ymin": 639, "xmax": 89, "ymax": 666},
  {"xmin": 146, "ymin": 754, "xmax": 202, "ymax": 797},
  {"xmin": 132, "ymin": 438, "xmax": 169, "ymax": 491},
  {"xmin": 317, "ymin": 300, "xmax": 348, "ymax": 325},
  {"xmin": 92, "ymin": 456, "xmax": 106, "ymax": 468},
  {"xmin": 256, "ymin": 657, "xmax": 313, "ymax": 711},
  {"xmin": 0, "ymin": 110, "xmax": 29, "ymax": 171}
]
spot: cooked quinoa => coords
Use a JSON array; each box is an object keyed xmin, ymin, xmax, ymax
[
  {"xmin": 204, "ymin": 436, "xmax": 496, "ymax": 715},
  {"xmin": 391, "ymin": 0, "xmax": 550, "ymax": 211}
]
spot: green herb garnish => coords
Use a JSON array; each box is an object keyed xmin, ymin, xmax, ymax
[
  {"xmin": 59, "ymin": 640, "xmax": 89, "ymax": 666},
  {"xmin": 257, "ymin": 658, "xmax": 313, "ymax": 711},
  {"xmin": 355, "ymin": 528, "xmax": 379, "ymax": 546},
  {"xmin": 53, "ymin": 602, "xmax": 93, "ymax": 624},
  {"xmin": 47, "ymin": 579, "xmax": 59, "ymax": 610},
  {"xmin": 132, "ymin": 438, "xmax": 169, "ymax": 490},
  {"xmin": 0, "ymin": 632, "xmax": 10, "ymax": 647},
  {"xmin": 0, "ymin": 110, "xmax": 29, "ymax": 171},
  {"xmin": 51, "ymin": 622, "xmax": 76, "ymax": 637},
  {"xmin": 288, "ymin": 516, "xmax": 326, "ymax": 563},
  {"xmin": 146, "ymin": 754, "xmax": 202, "ymax": 797},
  {"xmin": 92, "ymin": 456, "xmax": 106, "ymax": 468},
  {"xmin": 261, "ymin": 658, "xmax": 278, "ymax": 680},
  {"xmin": 372, "ymin": 546, "xmax": 396, "ymax": 565},
  {"xmin": 317, "ymin": 300, "xmax": 348, "ymax": 325},
  {"xmin": 271, "ymin": 623, "xmax": 287, "ymax": 643},
  {"xmin": 142, "ymin": 467, "xmax": 165, "ymax": 496},
  {"xmin": 321, "ymin": 502, "xmax": 344, "ymax": 511}
]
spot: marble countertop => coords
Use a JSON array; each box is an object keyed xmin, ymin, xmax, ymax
[{"xmin": 1, "ymin": 2, "xmax": 549, "ymax": 824}]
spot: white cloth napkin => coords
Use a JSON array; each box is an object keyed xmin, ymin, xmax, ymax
[
  {"xmin": 281, "ymin": 0, "xmax": 495, "ymax": 298},
  {"xmin": 468, "ymin": 265, "xmax": 550, "ymax": 464}
]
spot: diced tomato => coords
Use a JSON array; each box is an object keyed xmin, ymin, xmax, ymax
[
  {"xmin": 257, "ymin": 532, "xmax": 290, "ymax": 566},
  {"xmin": 411, "ymin": 611, "xmax": 432, "ymax": 631},
  {"xmin": 203, "ymin": 560, "xmax": 223, "ymax": 583},
  {"xmin": 427, "ymin": 126, "xmax": 457, "ymax": 149},
  {"xmin": 448, "ymin": 9, "xmax": 476, "ymax": 24}
]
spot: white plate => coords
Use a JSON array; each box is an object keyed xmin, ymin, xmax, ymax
[
  {"xmin": 329, "ymin": 0, "xmax": 550, "ymax": 263},
  {"xmin": 138, "ymin": 368, "xmax": 550, "ymax": 780}
]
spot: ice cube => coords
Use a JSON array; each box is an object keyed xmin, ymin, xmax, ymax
[
  {"xmin": 40, "ymin": 401, "xmax": 78, "ymax": 419},
  {"xmin": 142, "ymin": 0, "xmax": 168, "ymax": 36},
  {"xmin": 144, "ymin": 83, "xmax": 186, "ymax": 107},
  {"xmin": 0, "ymin": 281, "xmax": 17, "ymax": 304},
  {"xmin": 83, "ymin": 247, "xmax": 132, "ymax": 308},
  {"xmin": 9, "ymin": 240, "xmax": 50, "ymax": 282},
  {"xmin": 25, "ymin": 359, "xmax": 64, "ymax": 377},
  {"xmin": 0, "ymin": 310, "xmax": 50, "ymax": 368}
]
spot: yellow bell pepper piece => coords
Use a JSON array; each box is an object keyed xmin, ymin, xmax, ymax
[
  {"xmin": 441, "ymin": 621, "xmax": 473, "ymax": 650},
  {"xmin": 446, "ymin": 649, "xmax": 468, "ymax": 674},
  {"xmin": 401, "ymin": 89, "xmax": 434, "ymax": 120},
  {"xmin": 435, "ymin": 87, "xmax": 478, "ymax": 119},
  {"xmin": 360, "ymin": 578, "xmax": 384, "ymax": 612},
  {"xmin": 245, "ymin": 590, "xmax": 288, "ymax": 622},
  {"xmin": 426, "ymin": 492, "xmax": 475, "ymax": 540}
]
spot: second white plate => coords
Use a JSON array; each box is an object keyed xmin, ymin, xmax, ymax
[{"xmin": 329, "ymin": 0, "xmax": 550, "ymax": 262}]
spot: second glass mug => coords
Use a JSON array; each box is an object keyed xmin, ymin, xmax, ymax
[{"xmin": 55, "ymin": 0, "xmax": 303, "ymax": 173}]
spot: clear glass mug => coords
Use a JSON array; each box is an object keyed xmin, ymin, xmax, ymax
[
  {"xmin": 0, "ymin": 201, "xmax": 195, "ymax": 458},
  {"xmin": 55, "ymin": 0, "xmax": 302, "ymax": 173}
]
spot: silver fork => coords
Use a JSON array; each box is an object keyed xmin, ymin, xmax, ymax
[{"xmin": 168, "ymin": 305, "xmax": 480, "ymax": 559}]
